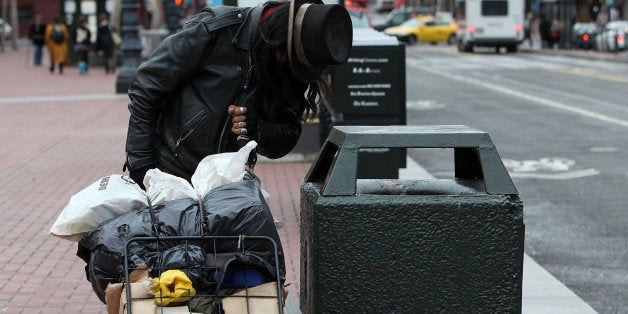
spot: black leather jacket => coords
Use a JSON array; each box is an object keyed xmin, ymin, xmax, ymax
[{"xmin": 125, "ymin": 5, "xmax": 302, "ymax": 180}]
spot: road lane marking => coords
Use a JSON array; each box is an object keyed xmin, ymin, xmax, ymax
[
  {"xmin": 590, "ymin": 146, "xmax": 619, "ymax": 152},
  {"xmin": 0, "ymin": 94, "xmax": 128, "ymax": 105},
  {"xmin": 406, "ymin": 100, "xmax": 447, "ymax": 110},
  {"xmin": 407, "ymin": 60, "xmax": 628, "ymax": 128},
  {"xmin": 508, "ymin": 168, "xmax": 600, "ymax": 179},
  {"xmin": 502, "ymin": 157, "xmax": 600, "ymax": 179},
  {"xmin": 544, "ymin": 66, "xmax": 628, "ymax": 83}
]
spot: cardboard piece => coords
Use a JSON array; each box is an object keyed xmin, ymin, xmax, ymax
[
  {"xmin": 120, "ymin": 278, "xmax": 154, "ymax": 314},
  {"xmin": 105, "ymin": 266, "xmax": 155, "ymax": 314},
  {"xmin": 157, "ymin": 306, "xmax": 202, "ymax": 313},
  {"xmin": 221, "ymin": 282, "xmax": 286, "ymax": 314}
]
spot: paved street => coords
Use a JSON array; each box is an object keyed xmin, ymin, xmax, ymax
[{"xmin": 404, "ymin": 43, "xmax": 628, "ymax": 312}]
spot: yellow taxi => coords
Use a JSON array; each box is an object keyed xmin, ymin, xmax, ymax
[{"xmin": 384, "ymin": 16, "xmax": 457, "ymax": 45}]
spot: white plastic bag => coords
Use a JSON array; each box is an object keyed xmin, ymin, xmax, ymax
[
  {"xmin": 191, "ymin": 140, "xmax": 257, "ymax": 198},
  {"xmin": 145, "ymin": 141, "xmax": 259, "ymax": 204},
  {"xmin": 50, "ymin": 175, "xmax": 149, "ymax": 241},
  {"xmin": 143, "ymin": 169, "xmax": 196, "ymax": 205}
]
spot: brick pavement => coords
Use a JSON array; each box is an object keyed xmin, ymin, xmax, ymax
[{"xmin": 0, "ymin": 48, "xmax": 308, "ymax": 313}]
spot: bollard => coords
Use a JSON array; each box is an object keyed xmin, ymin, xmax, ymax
[{"xmin": 300, "ymin": 125, "xmax": 524, "ymax": 313}]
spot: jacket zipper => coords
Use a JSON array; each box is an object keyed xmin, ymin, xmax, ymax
[
  {"xmin": 218, "ymin": 52, "xmax": 254, "ymax": 152},
  {"xmin": 243, "ymin": 52, "xmax": 253, "ymax": 91},
  {"xmin": 174, "ymin": 113, "xmax": 206, "ymax": 157}
]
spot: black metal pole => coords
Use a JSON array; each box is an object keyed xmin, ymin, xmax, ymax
[
  {"xmin": 558, "ymin": 0, "xmax": 573, "ymax": 49},
  {"xmin": 116, "ymin": 0, "xmax": 142, "ymax": 94},
  {"xmin": 164, "ymin": 0, "xmax": 181, "ymax": 35}
]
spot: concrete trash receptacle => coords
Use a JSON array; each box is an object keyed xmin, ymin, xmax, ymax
[{"xmin": 300, "ymin": 125, "xmax": 524, "ymax": 313}]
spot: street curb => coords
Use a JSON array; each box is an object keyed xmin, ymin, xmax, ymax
[{"xmin": 519, "ymin": 47, "xmax": 628, "ymax": 64}]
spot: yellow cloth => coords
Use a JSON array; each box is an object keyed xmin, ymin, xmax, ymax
[{"xmin": 151, "ymin": 270, "xmax": 196, "ymax": 306}]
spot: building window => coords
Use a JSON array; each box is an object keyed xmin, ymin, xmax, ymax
[{"xmin": 482, "ymin": 0, "xmax": 508, "ymax": 16}]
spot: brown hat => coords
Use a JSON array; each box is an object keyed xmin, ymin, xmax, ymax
[{"xmin": 287, "ymin": 0, "xmax": 353, "ymax": 82}]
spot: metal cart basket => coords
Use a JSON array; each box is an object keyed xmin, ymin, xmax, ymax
[{"xmin": 122, "ymin": 235, "xmax": 285, "ymax": 314}]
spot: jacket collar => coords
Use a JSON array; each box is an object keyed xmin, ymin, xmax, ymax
[{"xmin": 233, "ymin": 6, "xmax": 263, "ymax": 51}]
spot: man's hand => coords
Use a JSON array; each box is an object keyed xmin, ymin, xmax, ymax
[
  {"xmin": 129, "ymin": 164, "xmax": 153, "ymax": 190},
  {"xmin": 227, "ymin": 105, "xmax": 257, "ymax": 137}
]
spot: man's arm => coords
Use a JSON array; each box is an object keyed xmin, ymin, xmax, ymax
[{"xmin": 125, "ymin": 22, "xmax": 212, "ymax": 171}]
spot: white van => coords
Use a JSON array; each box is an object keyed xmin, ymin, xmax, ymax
[{"xmin": 455, "ymin": 0, "xmax": 524, "ymax": 53}]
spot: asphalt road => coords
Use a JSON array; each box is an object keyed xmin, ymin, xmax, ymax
[{"xmin": 403, "ymin": 44, "xmax": 628, "ymax": 313}]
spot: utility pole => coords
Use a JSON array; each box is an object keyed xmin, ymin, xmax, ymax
[
  {"xmin": 10, "ymin": 0, "xmax": 17, "ymax": 50},
  {"xmin": 1, "ymin": 0, "xmax": 7, "ymax": 52},
  {"xmin": 164, "ymin": 0, "xmax": 180, "ymax": 35},
  {"xmin": 115, "ymin": 0, "xmax": 142, "ymax": 93},
  {"xmin": 558, "ymin": 0, "xmax": 573, "ymax": 49}
]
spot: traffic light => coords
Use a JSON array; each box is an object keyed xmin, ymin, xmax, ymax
[{"xmin": 174, "ymin": 0, "xmax": 183, "ymax": 5}]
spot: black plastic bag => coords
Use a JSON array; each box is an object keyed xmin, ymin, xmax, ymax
[{"xmin": 77, "ymin": 179, "xmax": 285, "ymax": 303}]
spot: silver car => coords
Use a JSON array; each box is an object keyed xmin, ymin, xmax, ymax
[{"xmin": 594, "ymin": 20, "xmax": 628, "ymax": 52}]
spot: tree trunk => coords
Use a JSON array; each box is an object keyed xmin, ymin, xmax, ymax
[
  {"xmin": 151, "ymin": 0, "xmax": 165, "ymax": 29},
  {"xmin": 144, "ymin": 0, "xmax": 165, "ymax": 58},
  {"xmin": 111, "ymin": 0, "xmax": 122, "ymax": 31}
]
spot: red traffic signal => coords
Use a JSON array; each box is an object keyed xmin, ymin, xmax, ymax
[{"xmin": 174, "ymin": 0, "xmax": 183, "ymax": 5}]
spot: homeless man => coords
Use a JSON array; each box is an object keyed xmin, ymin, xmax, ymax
[{"xmin": 124, "ymin": 0, "xmax": 353, "ymax": 187}]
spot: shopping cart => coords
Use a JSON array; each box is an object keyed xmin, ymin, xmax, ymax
[{"xmin": 122, "ymin": 234, "xmax": 285, "ymax": 314}]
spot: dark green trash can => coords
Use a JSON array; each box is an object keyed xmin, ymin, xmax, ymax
[{"xmin": 300, "ymin": 125, "xmax": 524, "ymax": 313}]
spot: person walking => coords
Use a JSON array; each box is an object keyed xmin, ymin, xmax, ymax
[
  {"xmin": 524, "ymin": 12, "xmax": 534, "ymax": 48},
  {"xmin": 95, "ymin": 13, "xmax": 116, "ymax": 74},
  {"xmin": 72, "ymin": 15, "xmax": 91, "ymax": 75},
  {"xmin": 539, "ymin": 15, "xmax": 552, "ymax": 48},
  {"xmin": 28, "ymin": 15, "xmax": 46, "ymax": 66},
  {"xmin": 124, "ymin": 0, "xmax": 353, "ymax": 187},
  {"xmin": 44, "ymin": 16, "xmax": 70, "ymax": 74}
]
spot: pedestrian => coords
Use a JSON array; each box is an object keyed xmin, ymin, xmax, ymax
[
  {"xmin": 524, "ymin": 12, "xmax": 533, "ymax": 48},
  {"xmin": 590, "ymin": 4, "xmax": 600, "ymax": 22},
  {"xmin": 610, "ymin": 6, "xmax": 619, "ymax": 22},
  {"xmin": 28, "ymin": 14, "xmax": 46, "ymax": 66},
  {"xmin": 539, "ymin": 15, "xmax": 552, "ymax": 48},
  {"xmin": 44, "ymin": 16, "xmax": 70, "ymax": 74},
  {"xmin": 72, "ymin": 15, "xmax": 91, "ymax": 75},
  {"xmin": 95, "ymin": 13, "xmax": 116, "ymax": 74},
  {"xmin": 124, "ymin": 0, "xmax": 353, "ymax": 187}
]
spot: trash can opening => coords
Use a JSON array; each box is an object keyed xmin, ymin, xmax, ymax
[{"xmin": 355, "ymin": 178, "xmax": 486, "ymax": 195}]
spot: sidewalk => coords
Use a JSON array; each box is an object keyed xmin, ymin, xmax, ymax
[
  {"xmin": 519, "ymin": 36, "xmax": 628, "ymax": 63},
  {"xmin": 0, "ymin": 44, "xmax": 601, "ymax": 313}
]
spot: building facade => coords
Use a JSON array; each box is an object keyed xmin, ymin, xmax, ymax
[{"xmin": 11, "ymin": 0, "xmax": 117, "ymax": 39}]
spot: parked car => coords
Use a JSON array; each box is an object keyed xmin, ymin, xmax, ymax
[
  {"xmin": 572, "ymin": 22, "xmax": 598, "ymax": 50},
  {"xmin": 594, "ymin": 20, "xmax": 628, "ymax": 52},
  {"xmin": 373, "ymin": 7, "xmax": 436, "ymax": 31},
  {"xmin": 384, "ymin": 16, "xmax": 457, "ymax": 45},
  {"xmin": 0, "ymin": 18, "xmax": 12, "ymax": 40}
]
